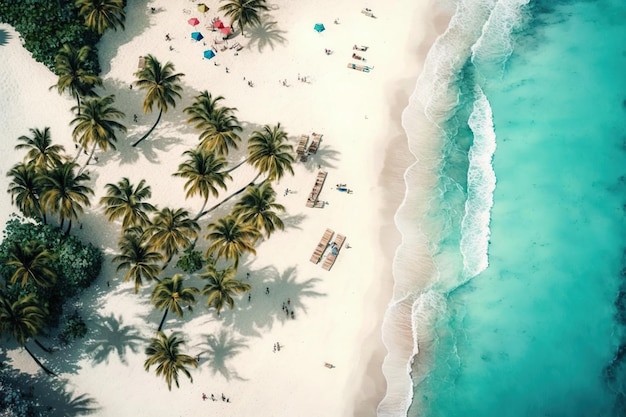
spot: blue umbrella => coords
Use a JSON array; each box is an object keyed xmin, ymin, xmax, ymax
[
  {"xmin": 203, "ymin": 49, "xmax": 215, "ymax": 59},
  {"xmin": 314, "ymin": 23, "xmax": 325, "ymax": 33},
  {"xmin": 191, "ymin": 32, "xmax": 204, "ymax": 41}
]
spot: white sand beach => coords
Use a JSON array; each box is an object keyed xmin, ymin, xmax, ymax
[{"xmin": 0, "ymin": 0, "xmax": 448, "ymax": 415}]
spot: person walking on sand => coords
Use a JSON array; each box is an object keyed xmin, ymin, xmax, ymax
[
  {"xmin": 202, "ymin": 393, "xmax": 207, "ymax": 401},
  {"xmin": 266, "ymin": 287, "xmax": 270, "ymax": 295}
]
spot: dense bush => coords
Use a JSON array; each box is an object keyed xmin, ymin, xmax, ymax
[
  {"xmin": 176, "ymin": 247, "xmax": 204, "ymax": 273},
  {"xmin": 0, "ymin": 217, "xmax": 102, "ymax": 325},
  {"xmin": 0, "ymin": 0, "xmax": 101, "ymax": 74},
  {"xmin": 0, "ymin": 371, "xmax": 42, "ymax": 417},
  {"xmin": 58, "ymin": 310, "xmax": 87, "ymax": 345}
]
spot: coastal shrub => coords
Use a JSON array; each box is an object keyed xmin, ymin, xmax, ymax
[
  {"xmin": 58, "ymin": 310, "xmax": 88, "ymax": 345},
  {"xmin": 0, "ymin": 217, "xmax": 102, "ymax": 325},
  {"xmin": 0, "ymin": 0, "xmax": 101, "ymax": 73},
  {"xmin": 0, "ymin": 371, "xmax": 42, "ymax": 417},
  {"xmin": 176, "ymin": 248, "xmax": 204, "ymax": 273}
]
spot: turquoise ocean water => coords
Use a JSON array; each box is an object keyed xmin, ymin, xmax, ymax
[{"xmin": 392, "ymin": 0, "xmax": 626, "ymax": 416}]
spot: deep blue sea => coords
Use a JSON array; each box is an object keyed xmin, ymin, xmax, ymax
[{"xmin": 388, "ymin": 0, "xmax": 626, "ymax": 416}]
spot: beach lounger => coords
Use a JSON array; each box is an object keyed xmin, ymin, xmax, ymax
[
  {"xmin": 296, "ymin": 134, "xmax": 309, "ymax": 160},
  {"xmin": 138, "ymin": 56, "xmax": 146, "ymax": 70},
  {"xmin": 353, "ymin": 45, "xmax": 369, "ymax": 51},
  {"xmin": 361, "ymin": 8, "xmax": 375, "ymax": 17},
  {"xmin": 310, "ymin": 228, "xmax": 334, "ymax": 264},
  {"xmin": 308, "ymin": 133, "xmax": 323, "ymax": 154},
  {"xmin": 352, "ymin": 53, "xmax": 366, "ymax": 61},
  {"xmin": 305, "ymin": 170, "xmax": 327, "ymax": 208},
  {"xmin": 322, "ymin": 234, "xmax": 346, "ymax": 271},
  {"xmin": 347, "ymin": 63, "xmax": 372, "ymax": 73},
  {"xmin": 231, "ymin": 42, "xmax": 243, "ymax": 51}
]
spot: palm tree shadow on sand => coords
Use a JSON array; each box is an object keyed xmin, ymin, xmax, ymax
[
  {"xmin": 0, "ymin": 29, "xmax": 11, "ymax": 46},
  {"xmin": 302, "ymin": 143, "xmax": 341, "ymax": 172},
  {"xmin": 84, "ymin": 314, "xmax": 143, "ymax": 365},
  {"xmin": 197, "ymin": 329, "xmax": 248, "ymax": 381},
  {"xmin": 221, "ymin": 265, "xmax": 325, "ymax": 337},
  {"xmin": 246, "ymin": 15, "xmax": 288, "ymax": 52}
]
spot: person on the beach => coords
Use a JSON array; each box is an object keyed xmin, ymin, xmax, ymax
[{"xmin": 202, "ymin": 393, "xmax": 207, "ymax": 401}]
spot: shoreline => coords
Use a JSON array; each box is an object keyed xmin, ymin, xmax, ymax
[{"xmin": 0, "ymin": 1, "xmax": 445, "ymax": 415}]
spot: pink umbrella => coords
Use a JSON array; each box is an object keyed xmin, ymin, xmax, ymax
[
  {"xmin": 188, "ymin": 17, "xmax": 200, "ymax": 26},
  {"xmin": 213, "ymin": 19, "xmax": 224, "ymax": 29},
  {"xmin": 220, "ymin": 26, "xmax": 232, "ymax": 36}
]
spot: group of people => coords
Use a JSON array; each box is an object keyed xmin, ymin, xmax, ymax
[{"xmin": 202, "ymin": 393, "xmax": 230, "ymax": 403}]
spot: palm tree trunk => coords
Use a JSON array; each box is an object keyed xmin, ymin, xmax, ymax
[
  {"xmin": 133, "ymin": 109, "xmax": 163, "ymax": 147},
  {"xmin": 224, "ymin": 158, "xmax": 248, "ymax": 174},
  {"xmin": 34, "ymin": 338, "xmax": 53, "ymax": 353},
  {"xmin": 196, "ymin": 173, "xmax": 262, "ymax": 220},
  {"xmin": 66, "ymin": 219, "xmax": 73, "ymax": 235},
  {"xmin": 194, "ymin": 196, "xmax": 210, "ymax": 220},
  {"xmin": 78, "ymin": 143, "xmax": 98, "ymax": 175},
  {"xmin": 24, "ymin": 344, "xmax": 56, "ymax": 376},
  {"xmin": 157, "ymin": 306, "xmax": 170, "ymax": 332},
  {"xmin": 72, "ymin": 143, "xmax": 85, "ymax": 163}
]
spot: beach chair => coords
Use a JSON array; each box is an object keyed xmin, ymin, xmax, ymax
[
  {"xmin": 347, "ymin": 63, "xmax": 371, "ymax": 73},
  {"xmin": 322, "ymin": 234, "xmax": 346, "ymax": 271},
  {"xmin": 296, "ymin": 134, "xmax": 309, "ymax": 161},
  {"xmin": 361, "ymin": 8, "xmax": 375, "ymax": 17},
  {"xmin": 353, "ymin": 45, "xmax": 368, "ymax": 52},
  {"xmin": 305, "ymin": 171, "xmax": 327, "ymax": 208},
  {"xmin": 231, "ymin": 42, "xmax": 244, "ymax": 51},
  {"xmin": 352, "ymin": 53, "xmax": 366, "ymax": 61},
  {"xmin": 308, "ymin": 133, "xmax": 323, "ymax": 154},
  {"xmin": 138, "ymin": 56, "xmax": 146, "ymax": 70},
  {"xmin": 310, "ymin": 228, "xmax": 334, "ymax": 264}
]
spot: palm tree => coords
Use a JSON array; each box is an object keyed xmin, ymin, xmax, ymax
[
  {"xmin": 113, "ymin": 230, "xmax": 163, "ymax": 293},
  {"xmin": 205, "ymin": 215, "xmax": 260, "ymax": 267},
  {"xmin": 75, "ymin": 0, "xmax": 126, "ymax": 35},
  {"xmin": 39, "ymin": 162, "xmax": 94, "ymax": 234},
  {"xmin": 184, "ymin": 91, "xmax": 226, "ymax": 128},
  {"xmin": 5, "ymin": 241, "xmax": 57, "ymax": 288},
  {"xmin": 144, "ymin": 331, "xmax": 197, "ymax": 390},
  {"xmin": 0, "ymin": 294, "xmax": 56, "ymax": 376},
  {"xmin": 151, "ymin": 274, "xmax": 198, "ymax": 332},
  {"xmin": 15, "ymin": 127, "xmax": 66, "ymax": 172},
  {"xmin": 232, "ymin": 183, "xmax": 285, "ymax": 239},
  {"xmin": 200, "ymin": 264, "xmax": 250, "ymax": 316},
  {"xmin": 146, "ymin": 208, "xmax": 200, "ymax": 267},
  {"xmin": 7, "ymin": 162, "xmax": 44, "ymax": 221},
  {"xmin": 247, "ymin": 123, "xmax": 295, "ymax": 183},
  {"xmin": 219, "ymin": 0, "xmax": 269, "ymax": 36},
  {"xmin": 198, "ymin": 107, "xmax": 243, "ymax": 157},
  {"xmin": 51, "ymin": 44, "xmax": 102, "ymax": 113},
  {"xmin": 133, "ymin": 55, "xmax": 184, "ymax": 146},
  {"xmin": 173, "ymin": 149, "xmax": 231, "ymax": 218},
  {"xmin": 71, "ymin": 95, "xmax": 126, "ymax": 168},
  {"xmin": 100, "ymin": 178, "xmax": 156, "ymax": 231}
]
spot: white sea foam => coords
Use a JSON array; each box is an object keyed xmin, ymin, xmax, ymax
[
  {"xmin": 459, "ymin": 87, "xmax": 496, "ymax": 278},
  {"xmin": 379, "ymin": 0, "xmax": 533, "ymax": 415}
]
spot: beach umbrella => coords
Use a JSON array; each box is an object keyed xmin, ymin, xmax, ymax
[
  {"xmin": 203, "ymin": 50, "xmax": 215, "ymax": 60},
  {"xmin": 314, "ymin": 23, "xmax": 325, "ymax": 33},
  {"xmin": 220, "ymin": 26, "xmax": 232, "ymax": 37},
  {"xmin": 191, "ymin": 32, "xmax": 204, "ymax": 41},
  {"xmin": 188, "ymin": 17, "xmax": 200, "ymax": 26},
  {"xmin": 197, "ymin": 3, "xmax": 209, "ymax": 13},
  {"xmin": 213, "ymin": 19, "xmax": 224, "ymax": 29}
]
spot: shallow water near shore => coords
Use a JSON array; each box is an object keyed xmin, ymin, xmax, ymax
[{"xmin": 397, "ymin": 0, "xmax": 626, "ymax": 415}]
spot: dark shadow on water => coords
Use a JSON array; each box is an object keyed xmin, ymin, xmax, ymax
[
  {"xmin": 246, "ymin": 15, "xmax": 288, "ymax": 52},
  {"xmin": 84, "ymin": 314, "xmax": 143, "ymax": 365},
  {"xmin": 197, "ymin": 329, "xmax": 248, "ymax": 381},
  {"xmin": 219, "ymin": 265, "xmax": 325, "ymax": 337},
  {"xmin": 0, "ymin": 29, "xmax": 11, "ymax": 46}
]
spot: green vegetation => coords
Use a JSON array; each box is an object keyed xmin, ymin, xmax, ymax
[
  {"xmin": 0, "ymin": 1, "xmax": 101, "ymax": 73},
  {"xmin": 0, "ymin": 217, "xmax": 102, "ymax": 324}
]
